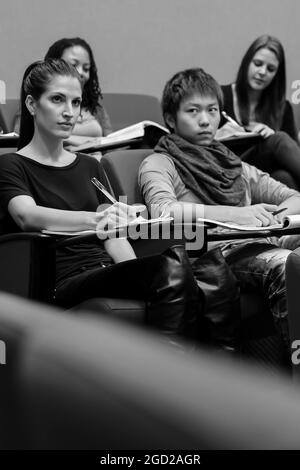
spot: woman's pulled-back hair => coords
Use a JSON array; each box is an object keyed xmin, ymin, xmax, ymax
[
  {"xmin": 161, "ymin": 68, "xmax": 223, "ymax": 130},
  {"xmin": 45, "ymin": 37, "xmax": 102, "ymax": 115},
  {"xmin": 18, "ymin": 59, "xmax": 81, "ymax": 149},
  {"xmin": 235, "ymin": 34, "xmax": 286, "ymax": 129}
]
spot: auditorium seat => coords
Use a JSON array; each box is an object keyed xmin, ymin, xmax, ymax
[
  {"xmin": 1, "ymin": 292, "xmax": 300, "ymax": 450},
  {"xmin": 0, "ymin": 98, "xmax": 19, "ymax": 133},
  {"xmin": 102, "ymin": 93, "xmax": 164, "ymax": 131},
  {"xmin": 286, "ymin": 247, "xmax": 300, "ymax": 383}
]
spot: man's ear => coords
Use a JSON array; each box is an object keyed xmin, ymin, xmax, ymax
[
  {"xmin": 25, "ymin": 95, "xmax": 36, "ymax": 116},
  {"xmin": 164, "ymin": 113, "xmax": 176, "ymax": 131}
]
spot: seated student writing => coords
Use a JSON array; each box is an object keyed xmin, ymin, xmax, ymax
[
  {"xmin": 139, "ymin": 67, "xmax": 300, "ymax": 355},
  {"xmin": 0, "ymin": 59, "xmax": 202, "ymax": 344},
  {"xmin": 221, "ymin": 35, "xmax": 300, "ymax": 190}
]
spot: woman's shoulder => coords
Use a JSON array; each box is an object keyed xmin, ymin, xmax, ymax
[
  {"xmin": 0, "ymin": 152, "xmax": 31, "ymax": 182},
  {"xmin": 0, "ymin": 152, "xmax": 21, "ymax": 167},
  {"xmin": 282, "ymin": 99, "xmax": 294, "ymax": 120},
  {"xmin": 75, "ymin": 152, "xmax": 99, "ymax": 164},
  {"xmin": 280, "ymin": 99, "xmax": 298, "ymax": 140},
  {"xmin": 0, "ymin": 151, "xmax": 19, "ymax": 158},
  {"xmin": 75, "ymin": 152, "xmax": 103, "ymax": 171}
]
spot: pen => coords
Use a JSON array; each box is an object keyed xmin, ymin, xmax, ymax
[
  {"xmin": 91, "ymin": 177, "xmax": 117, "ymax": 204},
  {"xmin": 222, "ymin": 111, "xmax": 244, "ymax": 130},
  {"xmin": 91, "ymin": 177, "xmax": 146, "ymax": 214},
  {"xmin": 272, "ymin": 207, "xmax": 288, "ymax": 216}
]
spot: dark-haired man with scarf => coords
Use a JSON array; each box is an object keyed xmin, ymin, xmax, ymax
[{"xmin": 139, "ymin": 68, "xmax": 300, "ymax": 355}]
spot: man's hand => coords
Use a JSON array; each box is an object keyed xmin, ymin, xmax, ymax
[{"xmin": 231, "ymin": 204, "xmax": 279, "ymax": 227}]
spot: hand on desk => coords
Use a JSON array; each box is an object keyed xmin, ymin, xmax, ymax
[{"xmin": 231, "ymin": 203, "xmax": 279, "ymax": 227}]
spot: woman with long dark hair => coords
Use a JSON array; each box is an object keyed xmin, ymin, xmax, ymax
[
  {"xmin": 44, "ymin": 37, "xmax": 112, "ymax": 149},
  {"xmin": 0, "ymin": 59, "xmax": 201, "ymax": 345},
  {"xmin": 221, "ymin": 35, "xmax": 300, "ymax": 189},
  {"xmin": 14, "ymin": 37, "xmax": 112, "ymax": 149}
]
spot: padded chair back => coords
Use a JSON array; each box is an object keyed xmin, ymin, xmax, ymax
[
  {"xmin": 0, "ymin": 106, "xmax": 6, "ymax": 132},
  {"xmin": 102, "ymin": 93, "xmax": 164, "ymax": 131},
  {"xmin": 0, "ymin": 293, "xmax": 66, "ymax": 449},
  {"xmin": 2, "ymin": 292, "xmax": 300, "ymax": 450},
  {"xmin": 101, "ymin": 149, "xmax": 153, "ymax": 204},
  {"xmin": 0, "ymin": 98, "xmax": 19, "ymax": 133},
  {"xmin": 286, "ymin": 247, "xmax": 300, "ymax": 382}
]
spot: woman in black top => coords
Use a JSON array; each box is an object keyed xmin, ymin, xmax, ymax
[
  {"xmin": 0, "ymin": 59, "xmax": 201, "ymax": 343},
  {"xmin": 221, "ymin": 35, "xmax": 300, "ymax": 189}
]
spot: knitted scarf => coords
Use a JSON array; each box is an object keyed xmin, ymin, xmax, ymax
[{"xmin": 154, "ymin": 134, "xmax": 246, "ymax": 206}]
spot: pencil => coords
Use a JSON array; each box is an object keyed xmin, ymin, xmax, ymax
[
  {"xmin": 222, "ymin": 111, "xmax": 244, "ymax": 129},
  {"xmin": 91, "ymin": 177, "xmax": 117, "ymax": 204}
]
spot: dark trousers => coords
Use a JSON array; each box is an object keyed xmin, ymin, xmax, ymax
[
  {"xmin": 223, "ymin": 241, "xmax": 290, "ymax": 348},
  {"xmin": 242, "ymin": 131, "xmax": 300, "ymax": 189},
  {"xmin": 54, "ymin": 246, "xmax": 202, "ymax": 339},
  {"xmin": 55, "ymin": 255, "xmax": 158, "ymax": 307}
]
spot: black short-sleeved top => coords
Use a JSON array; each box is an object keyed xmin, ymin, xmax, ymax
[{"xmin": 0, "ymin": 152, "xmax": 112, "ymax": 284}]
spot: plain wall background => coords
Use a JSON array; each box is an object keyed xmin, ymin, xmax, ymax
[{"xmin": 1, "ymin": 0, "xmax": 300, "ymax": 101}]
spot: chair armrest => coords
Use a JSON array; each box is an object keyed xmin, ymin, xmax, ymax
[
  {"xmin": 0, "ymin": 232, "xmax": 56, "ymax": 302},
  {"xmin": 54, "ymin": 222, "xmax": 207, "ymax": 257},
  {"xmin": 130, "ymin": 222, "xmax": 206, "ymax": 257}
]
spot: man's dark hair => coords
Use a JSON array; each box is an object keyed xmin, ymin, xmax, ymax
[{"xmin": 161, "ymin": 68, "xmax": 223, "ymax": 130}]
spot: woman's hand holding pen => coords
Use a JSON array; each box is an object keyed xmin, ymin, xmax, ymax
[
  {"xmin": 222, "ymin": 112, "xmax": 275, "ymax": 139},
  {"xmin": 91, "ymin": 177, "xmax": 146, "ymax": 230},
  {"xmin": 245, "ymin": 122, "xmax": 275, "ymax": 139},
  {"xmin": 95, "ymin": 201, "xmax": 141, "ymax": 231}
]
